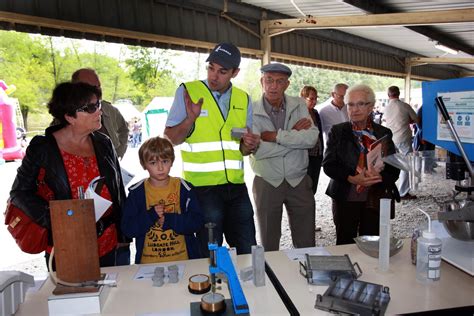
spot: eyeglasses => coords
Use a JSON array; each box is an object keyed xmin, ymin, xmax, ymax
[
  {"xmin": 306, "ymin": 97, "xmax": 318, "ymax": 101},
  {"xmin": 346, "ymin": 102, "xmax": 372, "ymax": 108},
  {"xmin": 264, "ymin": 78, "xmax": 288, "ymax": 86},
  {"xmin": 76, "ymin": 100, "xmax": 102, "ymax": 114}
]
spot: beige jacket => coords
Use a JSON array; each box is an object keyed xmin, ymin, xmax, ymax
[
  {"xmin": 101, "ymin": 100, "xmax": 129, "ymax": 158},
  {"xmin": 250, "ymin": 95, "xmax": 318, "ymax": 188}
]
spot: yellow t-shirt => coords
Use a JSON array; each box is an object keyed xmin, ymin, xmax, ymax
[{"xmin": 141, "ymin": 177, "xmax": 189, "ymax": 263}]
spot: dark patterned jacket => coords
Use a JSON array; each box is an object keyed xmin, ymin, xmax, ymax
[
  {"xmin": 323, "ymin": 121, "xmax": 400, "ymax": 205},
  {"xmin": 9, "ymin": 124, "xmax": 128, "ymax": 245}
]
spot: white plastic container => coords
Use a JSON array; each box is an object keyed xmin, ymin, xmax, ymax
[
  {"xmin": 0, "ymin": 271, "xmax": 34, "ymax": 316},
  {"xmin": 415, "ymin": 208, "xmax": 442, "ymax": 283}
]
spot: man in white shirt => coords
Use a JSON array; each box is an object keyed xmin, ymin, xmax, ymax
[
  {"xmin": 318, "ymin": 83, "xmax": 349, "ymax": 147},
  {"xmin": 382, "ymin": 86, "xmax": 419, "ymax": 200}
]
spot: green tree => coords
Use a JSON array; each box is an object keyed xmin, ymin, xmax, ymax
[
  {"xmin": 289, "ymin": 65, "xmax": 409, "ymax": 101},
  {"xmin": 125, "ymin": 46, "xmax": 178, "ymax": 109},
  {"xmin": 73, "ymin": 52, "xmax": 136, "ymax": 103},
  {"xmin": 0, "ymin": 31, "xmax": 54, "ymax": 129},
  {"xmin": 235, "ymin": 59, "xmax": 262, "ymax": 102}
]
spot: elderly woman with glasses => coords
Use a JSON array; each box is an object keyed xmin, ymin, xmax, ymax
[
  {"xmin": 9, "ymin": 82, "xmax": 128, "ymax": 268},
  {"xmin": 322, "ymin": 84, "xmax": 400, "ymax": 245}
]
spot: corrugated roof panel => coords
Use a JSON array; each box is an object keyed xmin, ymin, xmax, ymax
[
  {"xmin": 243, "ymin": 0, "xmax": 474, "ymax": 72},
  {"xmin": 273, "ymin": 31, "xmax": 400, "ymax": 71},
  {"xmin": 439, "ymin": 23, "xmax": 474, "ymax": 44},
  {"xmin": 0, "ymin": 0, "xmax": 471, "ymax": 78},
  {"xmin": 243, "ymin": 0, "xmax": 364, "ymax": 17},
  {"xmin": 381, "ymin": 0, "xmax": 474, "ymax": 11}
]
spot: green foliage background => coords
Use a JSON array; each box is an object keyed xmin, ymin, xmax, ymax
[{"xmin": 0, "ymin": 30, "xmax": 420, "ymax": 134}]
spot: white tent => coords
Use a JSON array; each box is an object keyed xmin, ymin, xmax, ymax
[
  {"xmin": 141, "ymin": 97, "xmax": 174, "ymax": 139},
  {"xmin": 113, "ymin": 100, "xmax": 141, "ymax": 122}
]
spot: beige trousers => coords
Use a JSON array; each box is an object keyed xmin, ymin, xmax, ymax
[{"xmin": 253, "ymin": 175, "xmax": 316, "ymax": 251}]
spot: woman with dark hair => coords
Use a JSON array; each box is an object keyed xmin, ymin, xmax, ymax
[
  {"xmin": 9, "ymin": 82, "xmax": 129, "ymax": 268},
  {"xmin": 323, "ymin": 84, "xmax": 400, "ymax": 245}
]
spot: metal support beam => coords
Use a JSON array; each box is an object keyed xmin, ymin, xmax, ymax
[
  {"xmin": 221, "ymin": 0, "xmax": 260, "ymax": 39},
  {"xmin": 221, "ymin": 12, "xmax": 261, "ymax": 39},
  {"xmin": 270, "ymin": 52, "xmax": 437, "ymax": 81},
  {"xmin": 0, "ymin": 11, "xmax": 443, "ymax": 81},
  {"xmin": 265, "ymin": 8, "xmax": 474, "ymax": 35},
  {"xmin": 342, "ymin": 0, "xmax": 474, "ymax": 56},
  {"xmin": 409, "ymin": 57, "xmax": 474, "ymax": 66},
  {"xmin": 0, "ymin": 11, "xmax": 263, "ymax": 56}
]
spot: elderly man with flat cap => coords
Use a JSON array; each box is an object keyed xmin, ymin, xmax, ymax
[
  {"xmin": 165, "ymin": 42, "xmax": 260, "ymax": 256},
  {"xmin": 250, "ymin": 63, "xmax": 319, "ymax": 251}
]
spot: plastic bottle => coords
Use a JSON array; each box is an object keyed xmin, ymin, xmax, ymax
[
  {"xmin": 410, "ymin": 227, "xmax": 422, "ymax": 265},
  {"xmin": 415, "ymin": 208, "xmax": 442, "ymax": 283}
]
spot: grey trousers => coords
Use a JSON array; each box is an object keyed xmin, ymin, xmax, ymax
[{"xmin": 253, "ymin": 175, "xmax": 316, "ymax": 251}]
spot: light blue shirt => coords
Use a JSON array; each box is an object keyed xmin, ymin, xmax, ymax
[{"xmin": 166, "ymin": 80, "xmax": 253, "ymax": 128}]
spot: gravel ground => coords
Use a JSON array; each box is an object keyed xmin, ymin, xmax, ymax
[{"xmin": 5, "ymin": 156, "xmax": 456, "ymax": 275}]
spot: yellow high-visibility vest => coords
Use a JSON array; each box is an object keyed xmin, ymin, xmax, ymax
[{"xmin": 181, "ymin": 80, "xmax": 248, "ymax": 186}]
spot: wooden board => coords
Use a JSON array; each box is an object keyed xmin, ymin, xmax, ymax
[{"xmin": 50, "ymin": 199, "xmax": 100, "ymax": 283}]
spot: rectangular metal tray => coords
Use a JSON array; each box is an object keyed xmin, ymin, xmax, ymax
[
  {"xmin": 315, "ymin": 277, "xmax": 391, "ymax": 316},
  {"xmin": 299, "ymin": 254, "xmax": 362, "ymax": 285}
]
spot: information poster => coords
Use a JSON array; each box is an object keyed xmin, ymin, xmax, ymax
[{"xmin": 437, "ymin": 91, "xmax": 474, "ymax": 144}]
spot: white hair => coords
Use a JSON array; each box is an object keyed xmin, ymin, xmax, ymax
[{"xmin": 345, "ymin": 84, "xmax": 376, "ymax": 104}]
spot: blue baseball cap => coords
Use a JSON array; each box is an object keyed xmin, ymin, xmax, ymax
[
  {"xmin": 260, "ymin": 63, "xmax": 292, "ymax": 77},
  {"xmin": 206, "ymin": 43, "xmax": 241, "ymax": 69}
]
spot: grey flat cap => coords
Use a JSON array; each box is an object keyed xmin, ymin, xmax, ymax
[{"xmin": 260, "ymin": 63, "xmax": 292, "ymax": 77}]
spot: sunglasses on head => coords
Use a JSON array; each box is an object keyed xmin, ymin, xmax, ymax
[{"xmin": 76, "ymin": 100, "xmax": 102, "ymax": 114}]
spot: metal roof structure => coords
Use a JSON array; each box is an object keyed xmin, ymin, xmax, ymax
[
  {"xmin": 243, "ymin": 0, "xmax": 474, "ymax": 75},
  {"xmin": 0, "ymin": 0, "xmax": 473, "ymax": 82}
]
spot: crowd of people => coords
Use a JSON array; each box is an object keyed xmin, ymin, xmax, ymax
[{"xmin": 8, "ymin": 41, "xmax": 423, "ymax": 268}]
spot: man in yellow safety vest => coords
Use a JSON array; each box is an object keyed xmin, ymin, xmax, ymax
[{"xmin": 164, "ymin": 42, "xmax": 260, "ymax": 256}]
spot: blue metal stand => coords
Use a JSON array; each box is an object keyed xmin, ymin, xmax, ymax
[{"xmin": 208, "ymin": 242, "xmax": 249, "ymax": 314}]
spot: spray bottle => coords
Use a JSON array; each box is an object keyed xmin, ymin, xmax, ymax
[{"xmin": 416, "ymin": 208, "xmax": 442, "ymax": 283}]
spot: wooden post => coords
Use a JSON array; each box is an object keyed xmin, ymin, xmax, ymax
[
  {"xmin": 260, "ymin": 15, "xmax": 271, "ymax": 66},
  {"xmin": 404, "ymin": 58, "xmax": 412, "ymax": 104}
]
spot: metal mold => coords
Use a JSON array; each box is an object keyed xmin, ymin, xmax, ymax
[
  {"xmin": 315, "ymin": 277, "xmax": 391, "ymax": 316},
  {"xmin": 299, "ymin": 254, "xmax": 362, "ymax": 285}
]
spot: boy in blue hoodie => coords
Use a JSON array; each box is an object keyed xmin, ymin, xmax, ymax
[{"xmin": 122, "ymin": 136, "xmax": 203, "ymax": 263}]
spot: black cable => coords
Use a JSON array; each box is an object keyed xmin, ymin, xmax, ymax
[{"xmin": 265, "ymin": 261, "xmax": 300, "ymax": 316}]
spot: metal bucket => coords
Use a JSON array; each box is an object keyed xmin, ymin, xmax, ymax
[{"xmin": 439, "ymin": 200, "xmax": 474, "ymax": 241}]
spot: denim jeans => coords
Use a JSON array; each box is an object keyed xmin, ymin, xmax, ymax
[
  {"xmin": 115, "ymin": 245, "xmax": 131, "ymax": 266},
  {"xmin": 194, "ymin": 183, "xmax": 256, "ymax": 256},
  {"xmin": 132, "ymin": 133, "xmax": 140, "ymax": 148}
]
